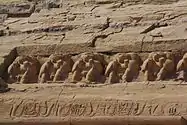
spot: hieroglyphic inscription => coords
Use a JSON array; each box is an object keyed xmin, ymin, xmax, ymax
[{"xmin": 8, "ymin": 99, "xmax": 187, "ymax": 118}]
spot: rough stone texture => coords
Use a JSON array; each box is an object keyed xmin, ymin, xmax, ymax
[
  {"xmin": 0, "ymin": 83, "xmax": 187, "ymax": 124},
  {"xmin": 0, "ymin": 3, "xmax": 35, "ymax": 17},
  {"xmin": 0, "ymin": 0, "xmax": 187, "ymax": 56},
  {"xmin": 1, "ymin": 0, "xmax": 187, "ymax": 124}
]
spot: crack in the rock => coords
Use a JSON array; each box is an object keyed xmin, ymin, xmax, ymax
[
  {"xmin": 57, "ymin": 88, "xmax": 63, "ymax": 99},
  {"xmin": 140, "ymin": 35, "xmax": 145, "ymax": 52},
  {"xmin": 140, "ymin": 22, "xmax": 168, "ymax": 34},
  {"xmin": 59, "ymin": 33, "xmax": 66, "ymax": 43},
  {"xmin": 140, "ymin": 12, "xmax": 187, "ymax": 34},
  {"xmin": 91, "ymin": 5, "xmax": 99, "ymax": 11},
  {"xmin": 161, "ymin": 12, "xmax": 187, "ymax": 22},
  {"xmin": 88, "ymin": 26, "xmax": 124, "ymax": 47},
  {"xmin": 33, "ymin": 33, "xmax": 48, "ymax": 41}
]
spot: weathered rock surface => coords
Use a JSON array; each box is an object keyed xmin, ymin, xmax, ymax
[
  {"xmin": 0, "ymin": 3, "xmax": 35, "ymax": 17},
  {"xmin": 1, "ymin": 0, "xmax": 187, "ymax": 124},
  {"xmin": 0, "ymin": 0, "xmax": 187, "ymax": 56}
]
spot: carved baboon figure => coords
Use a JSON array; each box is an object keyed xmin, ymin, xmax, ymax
[
  {"xmin": 49, "ymin": 54, "xmax": 62, "ymax": 63},
  {"xmin": 153, "ymin": 52, "xmax": 166, "ymax": 74},
  {"xmin": 15, "ymin": 56, "xmax": 33, "ymax": 65},
  {"xmin": 141, "ymin": 52, "xmax": 159, "ymax": 81},
  {"xmin": 49, "ymin": 54, "xmax": 63, "ymax": 80},
  {"xmin": 53, "ymin": 54, "xmax": 74, "ymax": 82},
  {"xmin": 20, "ymin": 61, "xmax": 32, "ymax": 83},
  {"xmin": 72, "ymin": 59, "xmax": 85, "ymax": 83},
  {"xmin": 8, "ymin": 56, "xmax": 29, "ymax": 83},
  {"xmin": 156, "ymin": 52, "xmax": 175, "ymax": 81},
  {"xmin": 80, "ymin": 53, "xmax": 94, "ymax": 77},
  {"xmin": 92, "ymin": 53, "xmax": 107, "ymax": 74},
  {"xmin": 76, "ymin": 52, "xmax": 106, "ymax": 83},
  {"xmin": 38, "ymin": 59, "xmax": 53, "ymax": 83},
  {"xmin": 8, "ymin": 61, "xmax": 20, "ymax": 83},
  {"xmin": 116, "ymin": 53, "xmax": 131, "ymax": 77},
  {"xmin": 53, "ymin": 59, "xmax": 64, "ymax": 82},
  {"xmin": 42, "ymin": 54, "xmax": 73, "ymax": 83},
  {"xmin": 86, "ymin": 59, "xmax": 97, "ymax": 82},
  {"xmin": 116, "ymin": 53, "xmax": 129, "ymax": 63},
  {"xmin": 122, "ymin": 53, "xmax": 141, "ymax": 82},
  {"xmin": 80, "ymin": 52, "xmax": 93, "ymax": 63},
  {"xmin": 8, "ymin": 56, "xmax": 39, "ymax": 84},
  {"xmin": 130, "ymin": 53, "xmax": 142, "ymax": 67},
  {"xmin": 62, "ymin": 54, "xmax": 74, "ymax": 73},
  {"xmin": 85, "ymin": 58, "xmax": 104, "ymax": 83},
  {"xmin": 105, "ymin": 53, "xmax": 141, "ymax": 83},
  {"xmin": 176, "ymin": 53, "xmax": 187, "ymax": 81},
  {"xmin": 105, "ymin": 59, "xmax": 120, "ymax": 83}
]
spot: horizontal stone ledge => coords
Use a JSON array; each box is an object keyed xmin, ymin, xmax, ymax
[
  {"xmin": 15, "ymin": 38, "xmax": 187, "ymax": 56},
  {"xmin": 15, "ymin": 43, "xmax": 142, "ymax": 56},
  {"xmin": 15, "ymin": 43, "xmax": 94, "ymax": 56},
  {"xmin": 142, "ymin": 38, "xmax": 187, "ymax": 52},
  {"xmin": 0, "ymin": 116, "xmax": 186, "ymax": 125}
]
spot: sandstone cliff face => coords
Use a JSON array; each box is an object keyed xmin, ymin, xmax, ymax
[
  {"xmin": 0, "ymin": 0, "xmax": 187, "ymax": 82},
  {"xmin": 0, "ymin": 0, "xmax": 187, "ymax": 55},
  {"xmin": 0, "ymin": 0, "xmax": 187, "ymax": 80},
  {"xmin": 2, "ymin": 1, "xmax": 187, "ymax": 124}
]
